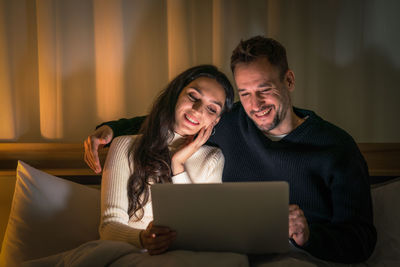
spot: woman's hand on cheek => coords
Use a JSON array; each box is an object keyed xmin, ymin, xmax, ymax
[
  {"xmin": 171, "ymin": 122, "xmax": 216, "ymax": 175},
  {"xmin": 140, "ymin": 221, "xmax": 177, "ymax": 255}
]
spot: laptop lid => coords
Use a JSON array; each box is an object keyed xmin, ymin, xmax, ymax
[{"xmin": 151, "ymin": 181, "xmax": 289, "ymax": 254}]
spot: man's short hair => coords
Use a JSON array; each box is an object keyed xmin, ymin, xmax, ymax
[{"xmin": 230, "ymin": 36, "xmax": 289, "ymax": 81}]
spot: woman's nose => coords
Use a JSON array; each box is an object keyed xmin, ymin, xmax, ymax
[{"xmin": 192, "ymin": 101, "xmax": 203, "ymax": 113}]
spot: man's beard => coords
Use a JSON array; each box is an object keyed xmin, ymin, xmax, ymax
[
  {"xmin": 254, "ymin": 106, "xmax": 287, "ymax": 134},
  {"xmin": 256, "ymin": 114, "xmax": 281, "ymax": 133}
]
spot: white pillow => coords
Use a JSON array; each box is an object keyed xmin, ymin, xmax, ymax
[{"xmin": 0, "ymin": 161, "xmax": 101, "ymax": 267}]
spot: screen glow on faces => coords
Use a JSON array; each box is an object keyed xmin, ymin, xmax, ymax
[
  {"xmin": 174, "ymin": 77, "xmax": 226, "ymax": 136},
  {"xmin": 234, "ymin": 58, "xmax": 293, "ymax": 136}
]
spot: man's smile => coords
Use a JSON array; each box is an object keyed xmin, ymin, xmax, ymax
[{"xmin": 254, "ymin": 106, "xmax": 273, "ymax": 118}]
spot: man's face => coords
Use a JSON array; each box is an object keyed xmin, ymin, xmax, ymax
[{"xmin": 234, "ymin": 57, "xmax": 294, "ymax": 136}]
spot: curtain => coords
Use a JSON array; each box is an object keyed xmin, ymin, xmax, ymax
[{"xmin": 0, "ymin": 0, "xmax": 399, "ymax": 142}]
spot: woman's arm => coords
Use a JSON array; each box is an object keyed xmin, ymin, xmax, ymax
[
  {"xmin": 99, "ymin": 135, "xmax": 144, "ymax": 248},
  {"xmin": 172, "ymin": 146, "xmax": 224, "ymax": 184},
  {"xmin": 170, "ymin": 124, "xmax": 223, "ymax": 184}
]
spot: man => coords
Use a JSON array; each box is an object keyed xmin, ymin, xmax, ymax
[{"xmin": 84, "ymin": 36, "xmax": 376, "ymax": 263}]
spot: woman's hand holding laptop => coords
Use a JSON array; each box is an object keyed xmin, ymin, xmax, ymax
[{"xmin": 140, "ymin": 221, "xmax": 177, "ymax": 255}]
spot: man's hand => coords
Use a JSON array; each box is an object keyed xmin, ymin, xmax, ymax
[
  {"xmin": 171, "ymin": 122, "xmax": 216, "ymax": 175},
  {"xmin": 84, "ymin": 125, "xmax": 113, "ymax": 173},
  {"xmin": 289, "ymin": 204, "xmax": 310, "ymax": 246},
  {"xmin": 140, "ymin": 221, "xmax": 177, "ymax": 255}
]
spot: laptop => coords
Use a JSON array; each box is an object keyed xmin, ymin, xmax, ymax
[{"xmin": 151, "ymin": 181, "xmax": 289, "ymax": 254}]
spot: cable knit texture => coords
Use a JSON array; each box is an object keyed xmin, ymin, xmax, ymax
[{"xmin": 99, "ymin": 133, "xmax": 223, "ymax": 248}]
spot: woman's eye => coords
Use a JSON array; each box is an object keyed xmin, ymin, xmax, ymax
[
  {"xmin": 207, "ymin": 107, "xmax": 217, "ymax": 114},
  {"xmin": 188, "ymin": 93, "xmax": 197, "ymax": 101}
]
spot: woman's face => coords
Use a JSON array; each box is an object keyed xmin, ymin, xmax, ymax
[{"xmin": 174, "ymin": 77, "xmax": 226, "ymax": 136}]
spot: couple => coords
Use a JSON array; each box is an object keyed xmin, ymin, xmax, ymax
[{"xmin": 84, "ymin": 36, "xmax": 376, "ymax": 264}]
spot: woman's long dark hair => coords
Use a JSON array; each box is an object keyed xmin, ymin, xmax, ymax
[{"xmin": 127, "ymin": 65, "xmax": 234, "ymax": 220}]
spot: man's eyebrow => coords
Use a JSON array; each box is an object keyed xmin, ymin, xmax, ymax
[
  {"xmin": 258, "ymin": 82, "xmax": 273, "ymax": 88},
  {"xmin": 191, "ymin": 87, "xmax": 223, "ymax": 108},
  {"xmin": 237, "ymin": 82, "xmax": 273, "ymax": 93}
]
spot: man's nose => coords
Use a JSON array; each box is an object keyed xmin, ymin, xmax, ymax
[{"xmin": 250, "ymin": 95, "xmax": 263, "ymax": 110}]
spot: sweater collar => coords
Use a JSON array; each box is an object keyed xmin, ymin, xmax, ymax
[{"xmin": 168, "ymin": 132, "xmax": 187, "ymax": 150}]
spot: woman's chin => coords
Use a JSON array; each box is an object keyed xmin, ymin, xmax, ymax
[{"xmin": 175, "ymin": 126, "xmax": 199, "ymax": 137}]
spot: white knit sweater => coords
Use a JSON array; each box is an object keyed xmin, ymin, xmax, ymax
[{"xmin": 99, "ymin": 133, "xmax": 224, "ymax": 248}]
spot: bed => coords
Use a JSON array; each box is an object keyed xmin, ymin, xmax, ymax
[{"xmin": 0, "ymin": 143, "xmax": 399, "ymax": 266}]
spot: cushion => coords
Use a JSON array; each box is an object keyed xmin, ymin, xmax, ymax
[
  {"xmin": 0, "ymin": 161, "xmax": 101, "ymax": 267},
  {"xmin": 367, "ymin": 177, "xmax": 400, "ymax": 265}
]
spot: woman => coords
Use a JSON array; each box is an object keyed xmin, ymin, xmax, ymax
[{"xmin": 99, "ymin": 65, "xmax": 234, "ymax": 255}]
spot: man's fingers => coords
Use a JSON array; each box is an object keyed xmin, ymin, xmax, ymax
[
  {"xmin": 84, "ymin": 139, "xmax": 98, "ymax": 173},
  {"xmin": 289, "ymin": 226, "xmax": 305, "ymax": 238},
  {"xmin": 89, "ymin": 138, "xmax": 102, "ymax": 173},
  {"xmin": 98, "ymin": 137, "xmax": 110, "ymax": 145},
  {"xmin": 288, "ymin": 204, "xmax": 310, "ymax": 246},
  {"xmin": 84, "ymin": 151, "xmax": 95, "ymax": 172},
  {"xmin": 84, "ymin": 125, "xmax": 113, "ymax": 173},
  {"xmin": 289, "ymin": 209, "xmax": 304, "ymax": 218},
  {"xmin": 289, "ymin": 204, "xmax": 300, "ymax": 212}
]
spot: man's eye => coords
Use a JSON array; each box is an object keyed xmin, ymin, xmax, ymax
[{"xmin": 240, "ymin": 93, "xmax": 249, "ymax": 97}]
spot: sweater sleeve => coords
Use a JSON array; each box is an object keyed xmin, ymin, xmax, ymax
[
  {"xmin": 171, "ymin": 147, "xmax": 224, "ymax": 184},
  {"xmin": 97, "ymin": 116, "xmax": 147, "ymax": 139},
  {"xmin": 99, "ymin": 135, "xmax": 144, "ymax": 248},
  {"xmin": 301, "ymin": 144, "xmax": 377, "ymax": 263},
  {"xmin": 203, "ymin": 148, "xmax": 224, "ymax": 184},
  {"xmin": 172, "ymin": 172, "xmax": 192, "ymax": 183}
]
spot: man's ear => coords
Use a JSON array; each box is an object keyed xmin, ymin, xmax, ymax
[{"xmin": 285, "ymin": 70, "xmax": 295, "ymax": 92}]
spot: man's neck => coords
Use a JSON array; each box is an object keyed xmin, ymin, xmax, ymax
[{"xmin": 265, "ymin": 109, "xmax": 306, "ymax": 137}]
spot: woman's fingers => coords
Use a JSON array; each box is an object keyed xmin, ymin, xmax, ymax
[
  {"xmin": 143, "ymin": 232, "xmax": 177, "ymax": 255},
  {"xmin": 146, "ymin": 232, "xmax": 177, "ymax": 250},
  {"xmin": 148, "ymin": 245, "xmax": 170, "ymax": 255},
  {"xmin": 147, "ymin": 223, "xmax": 173, "ymax": 234},
  {"xmin": 141, "ymin": 222, "xmax": 177, "ymax": 254},
  {"xmin": 191, "ymin": 123, "xmax": 214, "ymax": 148}
]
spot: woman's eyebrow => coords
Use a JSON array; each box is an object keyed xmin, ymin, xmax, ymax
[{"xmin": 211, "ymin": 100, "xmax": 223, "ymax": 109}]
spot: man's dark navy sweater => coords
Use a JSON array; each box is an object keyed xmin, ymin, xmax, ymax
[
  {"xmin": 103, "ymin": 102, "xmax": 377, "ymax": 263},
  {"xmin": 208, "ymin": 103, "xmax": 376, "ymax": 263}
]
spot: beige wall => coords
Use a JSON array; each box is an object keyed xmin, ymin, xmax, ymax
[{"xmin": 0, "ymin": 0, "xmax": 399, "ymax": 143}]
